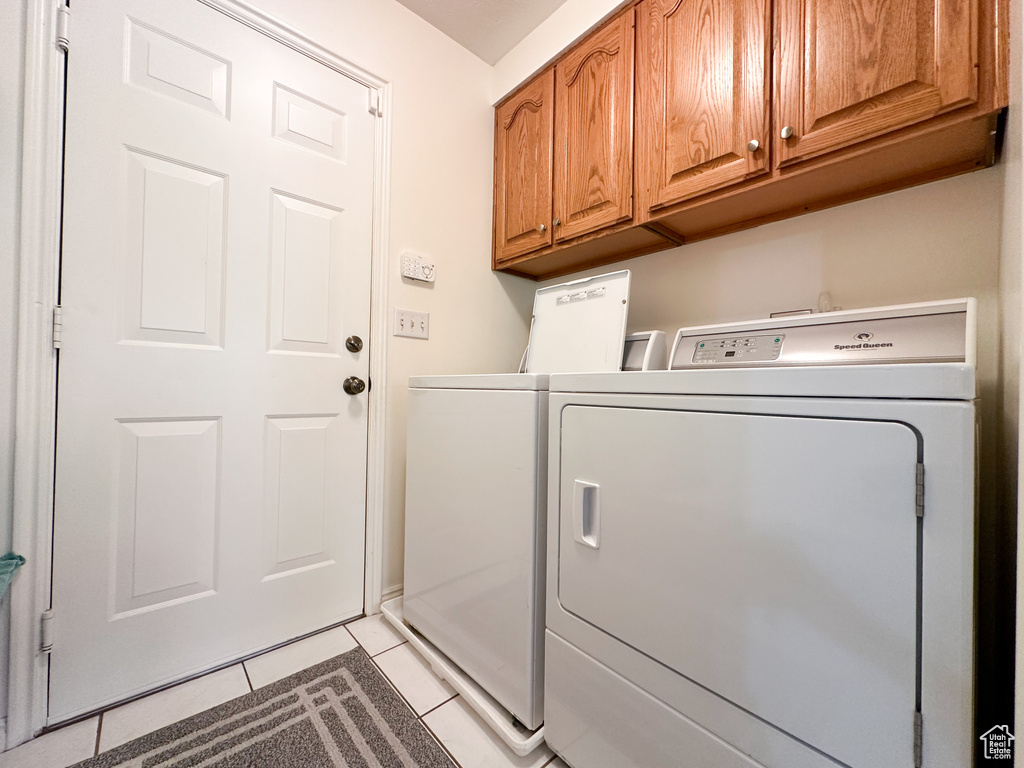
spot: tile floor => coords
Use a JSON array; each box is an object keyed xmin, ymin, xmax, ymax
[{"xmin": 0, "ymin": 614, "xmax": 567, "ymax": 768}]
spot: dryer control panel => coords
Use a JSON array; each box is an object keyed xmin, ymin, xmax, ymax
[
  {"xmin": 692, "ymin": 334, "xmax": 785, "ymax": 365},
  {"xmin": 671, "ymin": 299, "xmax": 973, "ymax": 369}
]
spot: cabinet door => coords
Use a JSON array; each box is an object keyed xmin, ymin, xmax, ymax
[
  {"xmin": 636, "ymin": 0, "xmax": 770, "ymax": 214},
  {"xmin": 775, "ymin": 0, "xmax": 979, "ymax": 166},
  {"xmin": 494, "ymin": 68, "xmax": 554, "ymax": 263},
  {"xmin": 553, "ymin": 9, "xmax": 634, "ymax": 242}
]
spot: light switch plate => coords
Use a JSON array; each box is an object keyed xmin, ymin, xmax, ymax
[
  {"xmin": 401, "ymin": 251, "xmax": 435, "ymax": 282},
  {"xmin": 394, "ymin": 308, "xmax": 429, "ymax": 339}
]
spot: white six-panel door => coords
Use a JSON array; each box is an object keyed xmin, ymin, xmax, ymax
[{"xmin": 51, "ymin": 0, "xmax": 376, "ymax": 721}]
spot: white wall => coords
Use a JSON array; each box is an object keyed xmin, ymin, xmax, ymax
[{"xmin": 0, "ymin": 0, "xmax": 26, "ymax": 730}]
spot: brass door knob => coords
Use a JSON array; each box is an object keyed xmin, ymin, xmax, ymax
[{"xmin": 343, "ymin": 376, "xmax": 366, "ymax": 396}]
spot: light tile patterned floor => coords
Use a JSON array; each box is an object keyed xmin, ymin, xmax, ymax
[
  {"xmin": 97, "ymin": 665, "xmax": 251, "ymax": 753},
  {"xmin": 0, "ymin": 615, "xmax": 565, "ymax": 768}
]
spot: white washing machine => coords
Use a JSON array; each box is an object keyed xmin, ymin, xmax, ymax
[
  {"xmin": 544, "ymin": 299, "xmax": 977, "ymax": 768},
  {"xmin": 401, "ymin": 271, "xmax": 631, "ymax": 737},
  {"xmin": 404, "ymin": 372, "xmax": 550, "ymax": 730}
]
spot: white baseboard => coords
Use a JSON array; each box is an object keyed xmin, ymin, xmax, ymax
[{"xmin": 380, "ymin": 584, "xmax": 403, "ymax": 606}]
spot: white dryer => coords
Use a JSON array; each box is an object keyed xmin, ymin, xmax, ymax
[{"xmin": 544, "ymin": 299, "xmax": 977, "ymax": 768}]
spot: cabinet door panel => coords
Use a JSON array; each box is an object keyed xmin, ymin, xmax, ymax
[
  {"xmin": 554, "ymin": 9, "xmax": 634, "ymax": 242},
  {"xmin": 776, "ymin": 0, "xmax": 978, "ymax": 165},
  {"xmin": 494, "ymin": 69, "xmax": 554, "ymax": 263},
  {"xmin": 637, "ymin": 0, "xmax": 770, "ymax": 214}
]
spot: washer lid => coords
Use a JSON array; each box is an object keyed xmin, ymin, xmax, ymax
[{"xmin": 526, "ymin": 270, "xmax": 631, "ymax": 374}]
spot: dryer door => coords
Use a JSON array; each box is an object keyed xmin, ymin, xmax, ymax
[{"xmin": 557, "ymin": 405, "xmax": 919, "ymax": 768}]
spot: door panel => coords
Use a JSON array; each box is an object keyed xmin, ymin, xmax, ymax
[
  {"xmin": 268, "ymin": 192, "xmax": 348, "ymax": 354},
  {"xmin": 263, "ymin": 415, "xmax": 344, "ymax": 577},
  {"xmin": 114, "ymin": 419, "xmax": 219, "ymax": 616},
  {"xmin": 557, "ymin": 406, "xmax": 919, "ymax": 768},
  {"xmin": 775, "ymin": 0, "xmax": 978, "ymax": 165},
  {"xmin": 636, "ymin": 0, "xmax": 770, "ymax": 212},
  {"xmin": 52, "ymin": 0, "xmax": 374, "ymax": 721},
  {"xmin": 122, "ymin": 150, "xmax": 226, "ymax": 347},
  {"xmin": 272, "ymin": 83, "xmax": 350, "ymax": 160},
  {"xmin": 494, "ymin": 69, "xmax": 554, "ymax": 263},
  {"xmin": 553, "ymin": 9, "xmax": 634, "ymax": 242},
  {"xmin": 126, "ymin": 19, "xmax": 231, "ymax": 118}
]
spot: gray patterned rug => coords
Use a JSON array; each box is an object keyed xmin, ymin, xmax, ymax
[{"xmin": 72, "ymin": 647, "xmax": 456, "ymax": 767}]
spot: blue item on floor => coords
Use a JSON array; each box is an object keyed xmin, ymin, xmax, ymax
[{"xmin": 0, "ymin": 553, "xmax": 25, "ymax": 598}]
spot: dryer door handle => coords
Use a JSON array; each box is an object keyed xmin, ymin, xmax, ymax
[{"xmin": 572, "ymin": 480, "xmax": 601, "ymax": 549}]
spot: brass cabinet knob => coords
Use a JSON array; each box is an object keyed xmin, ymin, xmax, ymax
[
  {"xmin": 780, "ymin": 126, "xmax": 795, "ymax": 139},
  {"xmin": 538, "ymin": 223, "xmax": 547, "ymax": 233},
  {"xmin": 553, "ymin": 218, "xmax": 561, "ymax": 227},
  {"xmin": 747, "ymin": 139, "xmax": 760, "ymax": 152}
]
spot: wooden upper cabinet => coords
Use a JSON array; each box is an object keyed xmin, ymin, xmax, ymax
[
  {"xmin": 494, "ymin": 68, "xmax": 554, "ymax": 264},
  {"xmin": 775, "ymin": 0, "xmax": 980, "ymax": 166},
  {"xmin": 553, "ymin": 8, "xmax": 635, "ymax": 242},
  {"xmin": 636, "ymin": 0, "xmax": 771, "ymax": 216},
  {"xmin": 492, "ymin": 0, "xmax": 1004, "ymax": 279}
]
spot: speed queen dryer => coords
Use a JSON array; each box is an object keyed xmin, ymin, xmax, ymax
[
  {"xmin": 401, "ymin": 271, "xmax": 630, "ymax": 741},
  {"xmin": 544, "ymin": 299, "xmax": 977, "ymax": 768}
]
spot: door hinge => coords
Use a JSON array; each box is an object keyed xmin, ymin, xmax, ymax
[
  {"xmin": 40, "ymin": 609, "xmax": 54, "ymax": 654},
  {"xmin": 913, "ymin": 710, "xmax": 923, "ymax": 767},
  {"xmin": 915, "ymin": 463, "xmax": 925, "ymax": 518},
  {"xmin": 368, "ymin": 89, "xmax": 382, "ymax": 117},
  {"xmin": 56, "ymin": 1, "xmax": 70, "ymax": 53},
  {"xmin": 52, "ymin": 305, "xmax": 63, "ymax": 349}
]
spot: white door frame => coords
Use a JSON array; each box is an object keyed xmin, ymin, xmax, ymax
[{"xmin": 8, "ymin": 0, "xmax": 392, "ymax": 746}]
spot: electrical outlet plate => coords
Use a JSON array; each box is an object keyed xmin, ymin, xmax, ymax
[
  {"xmin": 401, "ymin": 251, "xmax": 435, "ymax": 282},
  {"xmin": 394, "ymin": 308, "xmax": 429, "ymax": 339}
]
